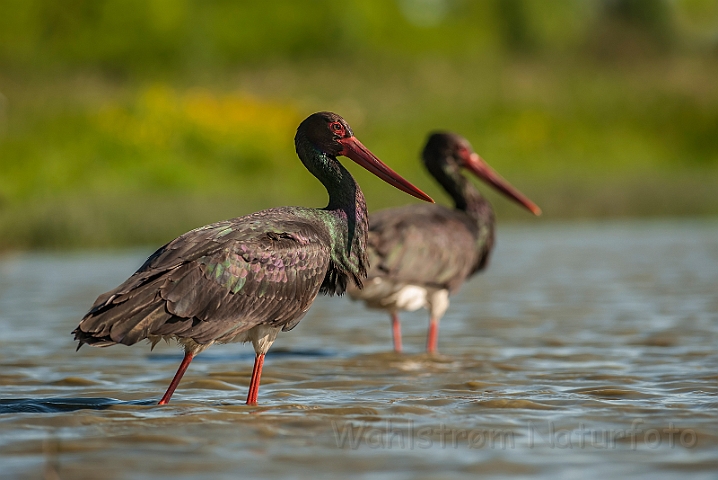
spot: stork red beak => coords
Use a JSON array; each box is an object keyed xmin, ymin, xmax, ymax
[
  {"xmin": 338, "ymin": 136, "xmax": 434, "ymax": 203},
  {"xmin": 463, "ymin": 152, "xmax": 542, "ymax": 216}
]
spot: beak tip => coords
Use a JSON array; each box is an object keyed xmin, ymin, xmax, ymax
[{"xmin": 412, "ymin": 191, "xmax": 434, "ymax": 203}]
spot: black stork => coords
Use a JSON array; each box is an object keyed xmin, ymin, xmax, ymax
[
  {"xmin": 348, "ymin": 132, "xmax": 540, "ymax": 354},
  {"xmin": 73, "ymin": 112, "xmax": 433, "ymax": 405}
]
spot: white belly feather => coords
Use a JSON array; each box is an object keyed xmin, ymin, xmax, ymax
[{"xmin": 349, "ymin": 277, "xmax": 450, "ymax": 319}]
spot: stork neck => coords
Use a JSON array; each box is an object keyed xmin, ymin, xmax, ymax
[
  {"xmin": 296, "ymin": 138, "xmax": 369, "ymax": 280},
  {"xmin": 434, "ymin": 168, "xmax": 487, "ymax": 219},
  {"xmin": 295, "ymin": 138, "xmax": 366, "ymax": 213},
  {"xmin": 432, "ymin": 165, "xmax": 495, "ymax": 277}
]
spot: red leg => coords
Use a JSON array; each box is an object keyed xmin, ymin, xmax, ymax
[
  {"xmin": 426, "ymin": 318, "xmax": 439, "ymax": 355},
  {"xmin": 246, "ymin": 353, "xmax": 265, "ymax": 405},
  {"xmin": 158, "ymin": 351, "xmax": 194, "ymax": 405},
  {"xmin": 391, "ymin": 313, "xmax": 402, "ymax": 353}
]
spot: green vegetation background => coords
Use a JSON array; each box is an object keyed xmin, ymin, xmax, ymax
[{"xmin": 1, "ymin": 0, "xmax": 717, "ymax": 249}]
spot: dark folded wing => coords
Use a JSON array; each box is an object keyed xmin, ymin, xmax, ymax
[
  {"xmin": 366, "ymin": 204, "xmax": 479, "ymax": 292},
  {"xmin": 74, "ymin": 211, "xmax": 331, "ymax": 347}
]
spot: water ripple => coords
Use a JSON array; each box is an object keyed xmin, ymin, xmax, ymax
[{"xmin": 0, "ymin": 220, "xmax": 717, "ymax": 478}]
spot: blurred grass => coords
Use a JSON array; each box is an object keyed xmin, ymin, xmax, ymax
[{"xmin": 1, "ymin": 1, "xmax": 717, "ymax": 249}]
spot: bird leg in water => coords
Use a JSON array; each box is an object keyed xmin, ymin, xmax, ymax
[
  {"xmin": 426, "ymin": 318, "xmax": 439, "ymax": 354},
  {"xmin": 391, "ymin": 312, "xmax": 403, "ymax": 353},
  {"xmin": 246, "ymin": 353, "xmax": 265, "ymax": 405},
  {"xmin": 426, "ymin": 291, "xmax": 448, "ymax": 355},
  {"xmin": 158, "ymin": 351, "xmax": 195, "ymax": 405}
]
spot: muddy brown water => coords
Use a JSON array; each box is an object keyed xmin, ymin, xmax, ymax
[{"xmin": 0, "ymin": 219, "xmax": 716, "ymax": 479}]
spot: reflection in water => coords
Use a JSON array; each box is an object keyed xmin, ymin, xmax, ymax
[
  {"xmin": 0, "ymin": 220, "xmax": 716, "ymax": 478},
  {"xmin": 0, "ymin": 397, "xmax": 156, "ymax": 414}
]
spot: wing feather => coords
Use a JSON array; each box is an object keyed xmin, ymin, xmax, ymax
[
  {"xmin": 74, "ymin": 209, "xmax": 331, "ymax": 348},
  {"xmin": 366, "ymin": 204, "xmax": 480, "ymax": 292}
]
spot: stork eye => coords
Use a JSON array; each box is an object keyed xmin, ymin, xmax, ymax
[{"xmin": 330, "ymin": 122, "xmax": 343, "ymax": 132}]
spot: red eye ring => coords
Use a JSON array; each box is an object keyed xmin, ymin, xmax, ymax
[{"xmin": 330, "ymin": 122, "xmax": 343, "ymax": 132}]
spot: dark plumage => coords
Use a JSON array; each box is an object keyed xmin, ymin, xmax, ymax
[
  {"xmin": 348, "ymin": 132, "xmax": 541, "ymax": 353},
  {"xmin": 73, "ymin": 112, "xmax": 432, "ymax": 405}
]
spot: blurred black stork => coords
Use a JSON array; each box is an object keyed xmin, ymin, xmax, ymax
[
  {"xmin": 348, "ymin": 132, "xmax": 540, "ymax": 354},
  {"xmin": 73, "ymin": 112, "xmax": 433, "ymax": 405}
]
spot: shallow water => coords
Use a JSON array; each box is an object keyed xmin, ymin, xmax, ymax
[{"xmin": 0, "ymin": 219, "xmax": 717, "ymax": 479}]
